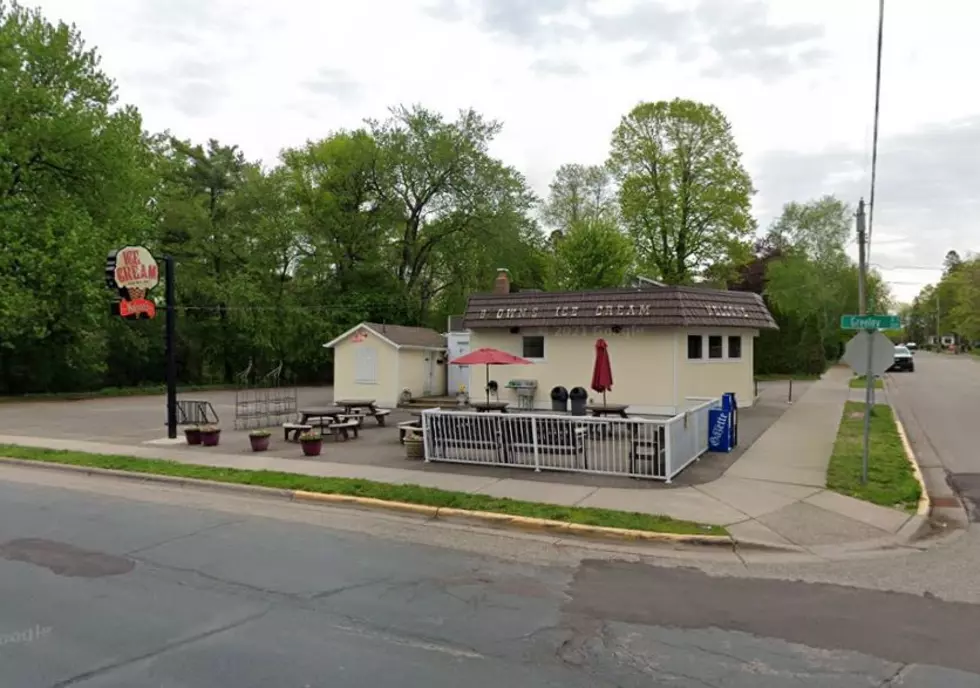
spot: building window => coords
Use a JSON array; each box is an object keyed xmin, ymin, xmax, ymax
[
  {"xmin": 354, "ymin": 347, "xmax": 377, "ymax": 384},
  {"xmin": 708, "ymin": 335, "xmax": 723, "ymax": 359},
  {"xmin": 728, "ymin": 336, "xmax": 742, "ymax": 359},
  {"xmin": 522, "ymin": 335, "xmax": 545, "ymax": 359},
  {"xmin": 687, "ymin": 335, "xmax": 703, "ymax": 359}
]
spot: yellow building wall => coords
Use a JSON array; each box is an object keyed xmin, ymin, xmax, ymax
[
  {"xmin": 397, "ymin": 348, "xmax": 447, "ymax": 399},
  {"xmin": 331, "ymin": 329, "xmax": 399, "ymax": 406},
  {"xmin": 467, "ymin": 328, "xmax": 678, "ymax": 415},
  {"xmin": 675, "ymin": 329, "xmax": 757, "ymax": 408}
]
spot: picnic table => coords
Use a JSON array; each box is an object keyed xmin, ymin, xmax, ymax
[
  {"xmin": 333, "ymin": 399, "xmax": 392, "ymax": 426},
  {"xmin": 299, "ymin": 407, "xmax": 346, "ymax": 424},
  {"xmin": 470, "ymin": 401, "xmax": 510, "ymax": 413},
  {"xmin": 587, "ymin": 404, "xmax": 630, "ymax": 419}
]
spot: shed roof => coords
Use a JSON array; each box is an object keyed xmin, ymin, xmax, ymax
[
  {"xmin": 463, "ymin": 286, "xmax": 777, "ymax": 330},
  {"xmin": 324, "ymin": 322, "xmax": 446, "ymax": 349}
]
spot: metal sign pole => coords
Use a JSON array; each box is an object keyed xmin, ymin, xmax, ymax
[
  {"xmin": 165, "ymin": 256, "xmax": 178, "ymax": 439},
  {"xmin": 862, "ymin": 330, "xmax": 873, "ymax": 484}
]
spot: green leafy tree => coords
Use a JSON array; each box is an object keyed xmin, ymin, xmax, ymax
[
  {"xmin": 0, "ymin": 2, "xmax": 155, "ymax": 393},
  {"xmin": 542, "ymin": 163, "xmax": 617, "ymax": 232},
  {"xmin": 607, "ymin": 98, "xmax": 755, "ymax": 283},
  {"xmin": 551, "ymin": 219, "xmax": 635, "ymax": 291}
]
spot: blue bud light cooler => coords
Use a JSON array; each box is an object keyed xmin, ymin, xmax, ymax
[{"xmin": 708, "ymin": 392, "xmax": 739, "ymax": 452}]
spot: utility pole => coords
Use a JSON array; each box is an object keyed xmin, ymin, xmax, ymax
[
  {"xmin": 856, "ymin": 198, "xmax": 873, "ymax": 484},
  {"xmin": 165, "ymin": 256, "xmax": 177, "ymax": 439},
  {"xmin": 935, "ymin": 291, "xmax": 941, "ymax": 344}
]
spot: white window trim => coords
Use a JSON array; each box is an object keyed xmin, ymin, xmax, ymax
[
  {"xmin": 686, "ymin": 333, "xmax": 744, "ymax": 363},
  {"xmin": 520, "ymin": 334, "xmax": 547, "ymax": 362}
]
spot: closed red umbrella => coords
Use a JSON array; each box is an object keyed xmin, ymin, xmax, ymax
[
  {"xmin": 591, "ymin": 338, "xmax": 613, "ymax": 407},
  {"xmin": 451, "ymin": 348, "xmax": 533, "ymax": 403}
]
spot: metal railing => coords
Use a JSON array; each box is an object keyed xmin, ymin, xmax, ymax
[{"xmin": 421, "ymin": 397, "xmax": 721, "ymax": 483}]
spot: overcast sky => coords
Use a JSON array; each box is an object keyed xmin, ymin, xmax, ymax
[{"xmin": 31, "ymin": 0, "xmax": 980, "ymax": 302}]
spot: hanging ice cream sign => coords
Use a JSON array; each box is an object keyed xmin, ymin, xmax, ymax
[{"xmin": 105, "ymin": 246, "xmax": 159, "ymax": 318}]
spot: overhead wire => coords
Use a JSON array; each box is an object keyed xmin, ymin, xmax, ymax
[{"xmin": 866, "ymin": 0, "xmax": 886, "ymax": 260}]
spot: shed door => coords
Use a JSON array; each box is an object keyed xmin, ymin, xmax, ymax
[
  {"xmin": 423, "ymin": 354, "xmax": 435, "ymax": 395},
  {"xmin": 354, "ymin": 347, "xmax": 377, "ymax": 384}
]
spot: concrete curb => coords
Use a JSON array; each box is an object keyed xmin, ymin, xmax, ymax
[
  {"xmin": 0, "ymin": 457, "xmax": 737, "ymax": 549},
  {"xmin": 890, "ymin": 403, "xmax": 932, "ymax": 518}
]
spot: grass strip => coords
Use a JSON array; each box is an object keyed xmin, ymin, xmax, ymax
[
  {"xmin": 826, "ymin": 402, "xmax": 921, "ymax": 512},
  {"xmin": 0, "ymin": 444, "xmax": 726, "ymax": 537},
  {"xmin": 0, "ymin": 384, "xmax": 239, "ymax": 404},
  {"xmin": 849, "ymin": 376, "xmax": 883, "ymax": 389}
]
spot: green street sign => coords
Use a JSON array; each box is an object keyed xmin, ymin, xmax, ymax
[{"xmin": 841, "ymin": 314, "xmax": 901, "ymax": 331}]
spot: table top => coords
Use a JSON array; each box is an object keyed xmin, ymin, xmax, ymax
[
  {"xmin": 587, "ymin": 404, "xmax": 630, "ymax": 413},
  {"xmin": 470, "ymin": 401, "xmax": 510, "ymax": 410},
  {"xmin": 300, "ymin": 407, "xmax": 345, "ymax": 417},
  {"xmin": 334, "ymin": 399, "xmax": 376, "ymax": 408}
]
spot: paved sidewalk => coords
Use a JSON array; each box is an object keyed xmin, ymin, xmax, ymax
[{"xmin": 0, "ymin": 367, "xmax": 927, "ymax": 556}]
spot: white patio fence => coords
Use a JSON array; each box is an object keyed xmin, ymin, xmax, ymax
[{"xmin": 420, "ymin": 396, "xmax": 721, "ymax": 483}]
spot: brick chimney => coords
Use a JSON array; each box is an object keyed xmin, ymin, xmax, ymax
[{"xmin": 493, "ymin": 268, "xmax": 510, "ymax": 295}]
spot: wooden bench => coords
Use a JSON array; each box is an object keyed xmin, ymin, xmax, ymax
[
  {"xmin": 283, "ymin": 422, "xmax": 313, "ymax": 441},
  {"xmin": 328, "ymin": 420, "xmax": 360, "ymax": 441}
]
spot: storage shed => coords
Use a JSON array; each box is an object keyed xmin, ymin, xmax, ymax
[{"xmin": 324, "ymin": 323, "xmax": 447, "ymax": 407}]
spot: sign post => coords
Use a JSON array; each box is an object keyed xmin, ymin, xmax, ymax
[
  {"xmin": 106, "ymin": 247, "xmax": 178, "ymax": 439},
  {"xmin": 841, "ymin": 329, "xmax": 896, "ymax": 484}
]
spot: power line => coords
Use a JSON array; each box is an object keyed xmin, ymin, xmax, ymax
[{"xmin": 866, "ymin": 0, "xmax": 886, "ymax": 260}]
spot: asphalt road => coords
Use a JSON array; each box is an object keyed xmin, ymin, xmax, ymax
[
  {"xmin": 886, "ymin": 352, "xmax": 980, "ymax": 520},
  {"xmin": 1, "ymin": 465, "xmax": 979, "ymax": 687}
]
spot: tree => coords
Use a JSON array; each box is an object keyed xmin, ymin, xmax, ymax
[
  {"xmin": 542, "ymin": 163, "xmax": 616, "ymax": 232},
  {"xmin": 943, "ymin": 250, "xmax": 962, "ymax": 276},
  {"xmin": 607, "ymin": 98, "xmax": 755, "ymax": 283},
  {"xmin": 0, "ymin": 2, "xmax": 156, "ymax": 393},
  {"xmin": 551, "ymin": 218, "xmax": 635, "ymax": 291}
]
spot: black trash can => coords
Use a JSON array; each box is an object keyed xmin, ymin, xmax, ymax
[
  {"xmin": 569, "ymin": 387, "xmax": 588, "ymax": 416},
  {"xmin": 550, "ymin": 386, "xmax": 569, "ymax": 412}
]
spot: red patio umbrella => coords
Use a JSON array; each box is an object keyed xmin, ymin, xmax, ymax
[
  {"xmin": 591, "ymin": 338, "xmax": 614, "ymax": 408},
  {"xmin": 450, "ymin": 347, "xmax": 533, "ymax": 403}
]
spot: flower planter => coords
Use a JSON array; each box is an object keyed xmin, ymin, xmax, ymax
[
  {"xmin": 184, "ymin": 428, "xmax": 202, "ymax": 445},
  {"xmin": 200, "ymin": 429, "xmax": 221, "ymax": 447},
  {"xmin": 404, "ymin": 438, "xmax": 424, "ymax": 460},
  {"xmin": 249, "ymin": 434, "xmax": 271, "ymax": 452},
  {"xmin": 300, "ymin": 438, "xmax": 322, "ymax": 457}
]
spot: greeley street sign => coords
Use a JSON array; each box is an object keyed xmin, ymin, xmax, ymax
[
  {"xmin": 841, "ymin": 314, "xmax": 901, "ymax": 331},
  {"xmin": 106, "ymin": 246, "xmax": 159, "ymax": 318}
]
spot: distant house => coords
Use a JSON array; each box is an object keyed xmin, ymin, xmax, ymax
[
  {"xmin": 324, "ymin": 323, "xmax": 447, "ymax": 407},
  {"xmin": 456, "ymin": 270, "xmax": 778, "ymax": 415}
]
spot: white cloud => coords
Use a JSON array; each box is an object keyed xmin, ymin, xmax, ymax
[{"xmin": 29, "ymin": 0, "xmax": 980, "ymax": 301}]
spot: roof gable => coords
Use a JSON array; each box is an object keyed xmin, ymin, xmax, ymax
[{"xmin": 324, "ymin": 322, "xmax": 446, "ymax": 349}]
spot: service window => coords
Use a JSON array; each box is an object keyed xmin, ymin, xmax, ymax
[
  {"xmin": 522, "ymin": 336, "xmax": 545, "ymax": 359},
  {"xmin": 728, "ymin": 336, "xmax": 742, "ymax": 359},
  {"xmin": 708, "ymin": 335, "xmax": 723, "ymax": 359},
  {"xmin": 687, "ymin": 335, "xmax": 703, "ymax": 359},
  {"xmin": 354, "ymin": 347, "xmax": 377, "ymax": 383}
]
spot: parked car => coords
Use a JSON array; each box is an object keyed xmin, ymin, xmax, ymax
[
  {"xmin": 905, "ymin": 342, "xmax": 917, "ymax": 353},
  {"xmin": 889, "ymin": 345, "xmax": 915, "ymax": 372}
]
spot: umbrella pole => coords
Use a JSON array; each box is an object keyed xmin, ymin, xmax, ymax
[
  {"xmin": 603, "ymin": 390, "xmax": 607, "ymax": 408},
  {"xmin": 485, "ymin": 363, "xmax": 490, "ymax": 404}
]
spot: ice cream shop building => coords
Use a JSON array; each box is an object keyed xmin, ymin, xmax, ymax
[{"xmin": 459, "ymin": 270, "xmax": 778, "ymax": 415}]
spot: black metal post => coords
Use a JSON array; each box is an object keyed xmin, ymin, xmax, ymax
[
  {"xmin": 788, "ymin": 378, "xmax": 793, "ymax": 403},
  {"xmin": 165, "ymin": 256, "xmax": 177, "ymax": 439}
]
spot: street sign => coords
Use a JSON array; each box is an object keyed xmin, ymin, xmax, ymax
[
  {"xmin": 842, "ymin": 330, "xmax": 895, "ymax": 378},
  {"xmin": 841, "ymin": 314, "xmax": 901, "ymax": 330}
]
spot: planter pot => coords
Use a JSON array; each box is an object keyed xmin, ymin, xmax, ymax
[
  {"xmin": 404, "ymin": 438, "xmax": 424, "ymax": 460},
  {"xmin": 201, "ymin": 430, "xmax": 221, "ymax": 447},
  {"xmin": 249, "ymin": 435, "xmax": 270, "ymax": 452},
  {"xmin": 185, "ymin": 428, "xmax": 202, "ymax": 445},
  {"xmin": 301, "ymin": 439, "xmax": 322, "ymax": 457}
]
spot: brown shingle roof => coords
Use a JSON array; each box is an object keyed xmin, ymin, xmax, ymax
[
  {"xmin": 363, "ymin": 323, "xmax": 446, "ymax": 348},
  {"xmin": 462, "ymin": 286, "xmax": 777, "ymax": 330}
]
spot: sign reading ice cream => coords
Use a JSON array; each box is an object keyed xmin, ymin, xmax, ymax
[{"xmin": 106, "ymin": 246, "xmax": 159, "ymax": 318}]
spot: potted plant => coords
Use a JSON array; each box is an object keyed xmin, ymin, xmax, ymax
[
  {"xmin": 184, "ymin": 425, "xmax": 202, "ymax": 445},
  {"xmin": 249, "ymin": 429, "xmax": 271, "ymax": 452},
  {"xmin": 299, "ymin": 431, "xmax": 322, "ymax": 457},
  {"xmin": 404, "ymin": 429, "xmax": 424, "ymax": 460},
  {"xmin": 200, "ymin": 425, "xmax": 221, "ymax": 447}
]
